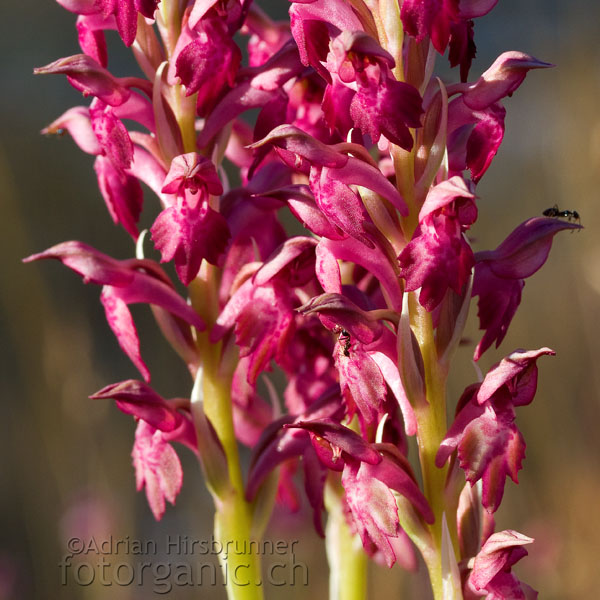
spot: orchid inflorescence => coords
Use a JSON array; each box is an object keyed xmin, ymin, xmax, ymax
[{"xmin": 27, "ymin": 1, "xmax": 581, "ymax": 598}]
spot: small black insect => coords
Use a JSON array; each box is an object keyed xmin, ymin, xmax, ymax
[
  {"xmin": 338, "ymin": 329, "xmax": 352, "ymax": 357},
  {"xmin": 543, "ymin": 204, "xmax": 581, "ymax": 223}
]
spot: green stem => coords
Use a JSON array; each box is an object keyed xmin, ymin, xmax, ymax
[
  {"xmin": 392, "ymin": 144, "xmax": 418, "ymax": 238},
  {"xmin": 325, "ymin": 480, "xmax": 368, "ymax": 600},
  {"xmin": 160, "ymin": 0, "xmax": 197, "ymax": 153},
  {"xmin": 189, "ymin": 272, "xmax": 264, "ymax": 600},
  {"xmin": 214, "ymin": 490, "xmax": 264, "ymax": 600},
  {"xmin": 410, "ymin": 298, "xmax": 460, "ymax": 599},
  {"xmin": 159, "ymin": 0, "xmax": 180, "ymax": 58},
  {"xmin": 200, "ymin": 344, "xmax": 244, "ymax": 493}
]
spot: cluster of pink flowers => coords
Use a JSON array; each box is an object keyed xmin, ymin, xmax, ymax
[{"xmin": 28, "ymin": 0, "xmax": 581, "ymax": 598}]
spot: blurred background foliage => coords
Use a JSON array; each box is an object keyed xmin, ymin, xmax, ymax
[{"xmin": 2, "ymin": 0, "xmax": 600, "ymax": 598}]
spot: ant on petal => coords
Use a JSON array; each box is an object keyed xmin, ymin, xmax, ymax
[
  {"xmin": 334, "ymin": 327, "xmax": 352, "ymax": 357},
  {"xmin": 543, "ymin": 204, "xmax": 581, "ymax": 224}
]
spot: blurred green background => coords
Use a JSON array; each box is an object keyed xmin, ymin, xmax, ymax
[{"xmin": 2, "ymin": 1, "xmax": 600, "ymax": 598}]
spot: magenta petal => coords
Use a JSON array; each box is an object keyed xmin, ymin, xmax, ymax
[
  {"xmin": 112, "ymin": 91, "xmax": 156, "ymax": 133},
  {"xmin": 436, "ymin": 397, "xmax": 485, "ymax": 468},
  {"xmin": 100, "ymin": 287, "xmax": 150, "ymax": 381},
  {"xmin": 369, "ymin": 350, "xmax": 417, "ymax": 436},
  {"xmin": 247, "ymin": 393, "xmax": 343, "ymax": 501},
  {"xmin": 231, "ymin": 357, "xmax": 274, "ymax": 447},
  {"xmin": 212, "ymin": 277, "xmax": 255, "ymax": 338},
  {"xmin": 90, "ymin": 379, "xmax": 180, "ymax": 431},
  {"xmin": 322, "ymin": 78, "xmax": 355, "ymax": 138},
  {"xmin": 241, "ymin": 41, "xmax": 305, "ymax": 92},
  {"xmin": 475, "ymin": 348, "xmax": 555, "ymax": 406},
  {"xmin": 290, "ymin": 419, "xmax": 382, "ymax": 465},
  {"xmin": 113, "ymin": 269, "xmax": 205, "ymax": 328},
  {"xmin": 315, "ymin": 240, "xmax": 342, "ymax": 293},
  {"xmin": 473, "ymin": 264, "xmax": 524, "ymax": 360},
  {"xmin": 236, "ymin": 286, "xmax": 295, "ymax": 382},
  {"xmin": 463, "ymin": 52, "xmax": 553, "ymax": 111},
  {"xmin": 448, "ymin": 19, "xmax": 475, "ymax": 82},
  {"xmin": 463, "ymin": 404, "xmax": 521, "ymax": 479},
  {"xmin": 175, "ymin": 18, "xmax": 241, "ymax": 115},
  {"xmin": 400, "ymin": 0, "xmax": 438, "ymax": 42},
  {"xmin": 290, "ymin": 0, "xmax": 362, "ymax": 70},
  {"xmin": 444, "ymin": 401, "xmax": 524, "ymax": 513},
  {"xmin": 254, "ymin": 237, "xmax": 318, "ymax": 286},
  {"xmin": 321, "ymin": 237, "xmax": 403, "ymax": 311},
  {"xmin": 94, "ymin": 155, "xmax": 143, "ymax": 239},
  {"xmin": 196, "ymin": 81, "xmax": 276, "ymax": 147},
  {"xmin": 134, "ymin": 0, "xmax": 160, "ymax": 19},
  {"xmin": 458, "ymin": 0, "xmax": 499, "ymax": 18},
  {"xmin": 419, "ymin": 176, "xmax": 476, "ymax": 222},
  {"xmin": 287, "ymin": 187, "xmax": 345, "ymax": 240},
  {"xmin": 247, "ymin": 418, "xmax": 306, "ymax": 501},
  {"xmin": 335, "ymin": 158, "xmax": 408, "ymax": 216},
  {"xmin": 23, "ymin": 241, "xmax": 133, "ymax": 285},
  {"xmin": 337, "ymin": 348, "xmax": 387, "ymax": 425},
  {"xmin": 90, "ymin": 102, "xmax": 134, "ymax": 171},
  {"xmin": 435, "ymin": 351, "xmax": 546, "ymax": 515},
  {"xmin": 76, "ymin": 14, "xmax": 109, "ymax": 67},
  {"xmin": 329, "ymin": 30, "xmax": 396, "ymax": 75},
  {"xmin": 132, "ymin": 421, "xmax": 183, "ymax": 520},
  {"xmin": 161, "ymin": 153, "xmax": 223, "ymax": 196},
  {"xmin": 399, "ymin": 224, "xmax": 474, "ymax": 311},
  {"xmin": 151, "ymin": 199, "xmax": 230, "ymax": 285},
  {"xmin": 342, "ymin": 460, "xmax": 401, "ymax": 568},
  {"xmin": 107, "ymin": 0, "xmax": 137, "ymax": 47},
  {"xmin": 166, "ymin": 12, "xmax": 195, "ymax": 85},
  {"xmin": 475, "ymin": 217, "xmax": 582, "ymax": 279},
  {"xmin": 478, "ymin": 422, "xmax": 525, "ymax": 512},
  {"xmin": 24, "ymin": 242, "xmax": 206, "ymax": 370},
  {"xmin": 470, "ymin": 530, "xmax": 533, "ymax": 590},
  {"xmin": 188, "ymin": 0, "xmax": 219, "ymax": 28},
  {"xmin": 399, "ymin": 178, "xmax": 477, "ymax": 311},
  {"xmin": 466, "ymin": 102, "xmax": 506, "ymax": 182},
  {"xmin": 298, "ymin": 293, "xmax": 382, "ymax": 344},
  {"xmin": 447, "ymin": 96, "xmax": 506, "ymax": 181},
  {"xmin": 309, "ymin": 166, "xmax": 373, "ymax": 246},
  {"xmin": 57, "ymin": 0, "xmax": 98, "ymax": 13},
  {"xmin": 350, "ymin": 78, "xmax": 423, "ymax": 150},
  {"xmin": 126, "ymin": 146, "xmax": 169, "ymax": 205},
  {"xmin": 213, "ymin": 280, "xmax": 295, "ymax": 383},
  {"xmin": 250, "ymin": 124, "xmax": 349, "ymax": 169},
  {"xmin": 472, "ymin": 217, "xmax": 577, "ymax": 361},
  {"xmin": 301, "ymin": 446, "xmax": 329, "ymax": 537},
  {"xmin": 34, "ymin": 54, "xmax": 131, "ymax": 106},
  {"xmin": 365, "ymin": 447, "xmax": 434, "ymax": 524}
]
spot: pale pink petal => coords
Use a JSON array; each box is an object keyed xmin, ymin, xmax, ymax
[
  {"xmin": 470, "ymin": 530, "xmax": 534, "ymax": 592},
  {"xmin": 132, "ymin": 421, "xmax": 183, "ymax": 520},
  {"xmin": 42, "ymin": 107, "xmax": 101, "ymax": 155}
]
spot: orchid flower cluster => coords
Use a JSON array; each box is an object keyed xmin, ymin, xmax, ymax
[{"xmin": 28, "ymin": 0, "xmax": 581, "ymax": 598}]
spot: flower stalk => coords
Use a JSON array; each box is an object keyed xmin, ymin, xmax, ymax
[
  {"xmin": 325, "ymin": 480, "xmax": 368, "ymax": 600},
  {"xmin": 191, "ymin": 262, "xmax": 264, "ymax": 598}
]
